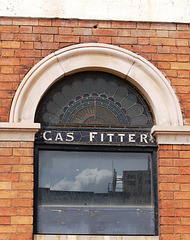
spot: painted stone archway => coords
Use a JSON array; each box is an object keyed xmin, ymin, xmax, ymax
[{"xmin": 1, "ymin": 43, "xmax": 189, "ymax": 143}]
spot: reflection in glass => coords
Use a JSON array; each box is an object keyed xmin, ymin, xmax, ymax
[{"xmin": 38, "ymin": 151, "xmax": 152, "ymax": 207}]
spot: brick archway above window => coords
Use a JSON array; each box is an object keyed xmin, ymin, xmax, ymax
[{"xmin": 7, "ymin": 43, "xmax": 190, "ymax": 144}]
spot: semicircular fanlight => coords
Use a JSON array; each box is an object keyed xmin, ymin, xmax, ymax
[{"xmin": 35, "ymin": 71, "xmax": 153, "ymax": 128}]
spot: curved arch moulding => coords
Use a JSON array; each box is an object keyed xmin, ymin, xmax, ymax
[{"xmin": 10, "ymin": 43, "xmax": 183, "ymax": 127}]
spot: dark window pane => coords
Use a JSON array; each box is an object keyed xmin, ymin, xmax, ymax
[{"xmin": 38, "ymin": 151, "xmax": 152, "ymax": 207}]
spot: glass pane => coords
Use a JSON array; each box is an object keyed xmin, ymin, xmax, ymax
[{"xmin": 38, "ymin": 151, "xmax": 152, "ymax": 207}]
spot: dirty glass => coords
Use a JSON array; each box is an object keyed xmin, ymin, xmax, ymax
[{"xmin": 38, "ymin": 151, "xmax": 152, "ymax": 207}]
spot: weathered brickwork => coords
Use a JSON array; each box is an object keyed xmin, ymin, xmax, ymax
[
  {"xmin": 158, "ymin": 145, "xmax": 190, "ymax": 240},
  {"xmin": 0, "ymin": 17, "xmax": 190, "ymax": 240},
  {"xmin": 0, "ymin": 142, "xmax": 34, "ymax": 240}
]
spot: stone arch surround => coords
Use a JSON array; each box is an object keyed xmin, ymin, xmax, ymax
[{"xmin": 6, "ymin": 43, "xmax": 190, "ymax": 144}]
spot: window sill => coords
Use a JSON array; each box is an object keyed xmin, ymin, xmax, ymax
[{"xmin": 34, "ymin": 235, "xmax": 159, "ymax": 240}]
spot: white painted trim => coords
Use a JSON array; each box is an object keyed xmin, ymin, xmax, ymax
[
  {"xmin": 0, "ymin": 122, "xmax": 40, "ymax": 141},
  {"xmin": 0, "ymin": 0, "xmax": 189, "ymax": 23},
  {"xmin": 151, "ymin": 126, "xmax": 190, "ymax": 145},
  {"xmin": 10, "ymin": 43, "xmax": 183, "ymax": 129},
  {"xmin": 34, "ymin": 235, "xmax": 159, "ymax": 240}
]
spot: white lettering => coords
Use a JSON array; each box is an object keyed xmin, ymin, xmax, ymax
[
  {"xmin": 43, "ymin": 131, "xmax": 52, "ymax": 141},
  {"xmin": 55, "ymin": 132, "xmax": 63, "ymax": 141},
  {"xmin": 90, "ymin": 132, "xmax": 98, "ymax": 142},
  {"xmin": 107, "ymin": 133, "xmax": 114, "ymax": 142},
  {"xmin": 118, "ymin": 133, "xmax": 125, "ymax": 142},
  {"xmin": 140, "ymin": 134, "xmax": 148, "ymax": 143},
  {"xmin": 100, "ymin": 133, "xmax": 104, "ymax": 142},
  {"xmin": 129, "ymin": 133, "xmax": 136, "ymax": 142},
  {"xmin": 66, "ymin": 132, "xmax": 74, "ymax": 142}
]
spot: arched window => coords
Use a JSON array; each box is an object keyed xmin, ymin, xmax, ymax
[{"xmin": 34, "ymin": 71, "xmax": 158, "ymax": 236}]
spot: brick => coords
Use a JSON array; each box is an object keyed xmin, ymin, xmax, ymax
[
  {"xmin": 160, "ymin": 200, "xmax": 181, "ymax": 209},
  {"xmin": 179, "ymin": 151, "xmax": 190, "ymax": 158},
  {"xmin": 157, "ymin": 46, "xmax": 170, "ymax": 53},
  {"xmin": 0, "ymin": 41, "xmax": 20, "ymax": 48},
  {"xmin": 14, "ymin": 33, "xmax": 40, "ymax": 41},
  {"xmin": 12, "ymin": 182, "xmax": 33, "ymax": 190},
  {"xmin": 34, "ymin": 42, "xmax": 59, "ymax": 50},
  {"xmin": 80, "ymin": 36, "xmax": 98, "ymax": 43},
  {"xmin": 182, "ymin": 234, "xmax": 190, "ymax": 240},
  {"xmin": 159, "ymin": 192, "xmax": 174, "ymax": 200},
  {"xmin": 54, "ymin": 35, "xmax": 79, "ymax": 43},
  {"xmin": 182, "ymin": 200, "xmax": 190, "ymax": 208},
  {"xmin": 160, "ymin": 208, "xmax": 175, "ymax": 216},
  {"xmin": 176, "ymin": 209, "xmax": 190, "ymax": 217},
  {"xmin": 0, "ymin": 182, "xmax": 11, "ymax": 190},
  {"xmin": 112, "ymin": 37, "xmax": 137, "ymax": 45},
  {"xmin": 0, "ymin": 190, "xmax": 18, "ymax": 198},
  {"xmin": 0, "ymin": 225, "xmax": 17, "ymax": 233},
  {"xmin": 79, "ymin": 20, "xmax": 98, "ymax": 28},
  {"xmin": 93, "ymin": 29, "xmax": 117, "ymax": 36},
  {"xmin": 52, "ymin": 19, "xmax": 78, "ymax": 27},
  {"xmin": 175, "ymin": 175, "xmax": 190, "ymax": 183},
  {"xmin": 177, "ymin": 55, "xmax": 190, "ymax": 62},
  {"xmin": 39, "ymin": 19, "xmax": 52, "ymax": 26},
  {"xmin": 180, "ymin": 167, "xmax": 190, "ymax": 174},
  {"xmin": 12, "ymin": 165, "xmax": 33, "ymax": 173},
  {"xmin": 170, "ymin": 31, "xmax": 190, "ymax": 39},
  {"xmin": 0, "ymin": 148, "xmax": 12, "ymax": 156},
  {"xmin": 11, "ymin": 216, "xmax": 33, "ymax": 225},
  {"xmin": 0, "ymin": 58, "xmax": 20, "ymax": 66},
  {"xmin": 0, "ymin": 217, "xmax": 11, "ymax": 224},
  {"xmin": 2, "ymin": 49, "xmax": 15, "ymax": 57},
  {"xmin": 159, "ymin": 150, "xmax": 179, "ymax": 158},
  {"xmin": 11, "ymin": 233, "xmax": 33, "ymax": 240},
  {"xmin": 158, "ymin": 62, "xmax": 171, "ymax": 70},
  {"xmin": 98, "ymin": 37, "xmax": 112, "ymax": 44},
  {"xmin": 175, "ymin": 226, "xmax": 190, "ymax": 233},
  {"xmin": 137, "ymin": 38, "xmax": 150, "ymax": 45},
  {"xmin": 160, "ymin": 225, "xmax": 174, "ymax": 234},
  {"xmin": 15, "ymin": 50, "xmax": 41, "ymax": 58},
  {"xmin": 159, "ymin": 175, "xmax": 175, "ymax": 182},
  {"xmin": 0, "ymin": 208, "xmax": 17, "ymax": 216},
  {"xmin": 159, "ymin": 167, "xmax": 179, "ymax": 175},
  {"xmin": 0, "ymin": 18, "xmax": 12, "ymax": 25},
  {"xmin": 13, "ymin": 18, "xmax": 38, "ymax": 25},
  {"xmin": 74, "ymin": 28, "xmax": 92, "ymax": 35},
  {"xmin": 98, "ymin": 21, "xmax": 111, "ymax": 28},
  {"xmin": 112, "ymin": 22, "xmax": 136, "ymax": 29},
  {"xmin": 20, "ymin": 26, "xmax": 33, "ymax": 33},
  {"xmin": 157, "ymin": 31, "xmax": 169, "ymax": 38},
  {"xmin": 19, "ymin": 173, "xmax": 33, "ymax": 182},
  {"xmin": 150, "ymin": 38, "xmax": 176, "ymax": 46},
  {"xmin": 33, "ymin": 26, "xmax": 58, "ymax": 34},
  {"xmin": 16, "ymin": 224, "xmax": 33, "ymax": 233},
  {"xmin": 160, "ymin": 234, "xmax": 180, "ymax": 240},
  {"xmin": 0, "ymin": 165, "xmax": 11, "ymax": 173},
  {"xmin": 0, "ymin": 26, "xmax": 19, "ymax": 33},
  {"xmin": 0, "ymin": 173, "xmax": 19, "ymax": 182},
  {"xmin": 181, "ymin": 218, "xmax": 190, "ymax": 225},
  {"xmin": 19, "ymin": 191, "xmax": 33, "ymax": 199},
  {"xmin": 41, "ymin": 34, "xmax": 54, "ymax": 42},
  {"xmin": 151, "ymin": 23, "xmax": 176, "ymax": 30},
  {"xmin": 160, "ymin": 217, "xmax": 180, "ymax": 225},
  {"xmin": 17, "ymin": 207, "xmax": 33, "ymax": 216},
  {"xmin": 175, "ymin": 192, "xmax": 190, "ymax": 199},
  {"xmin": 12, "ymin": 199, "xmax": 33, "ymax": 207},
  {"xmin": 21, "ymin": 42, "xmax": 34, "ymax": 49},
  {"xmin": 1, "ymin": 33, "xmax": 14, "ymax": 40},
  {"xmin": 152, "ymin": 54, "xmax": 177, "ymax": 62},
  {"xmin": 13, "ymin": 148, "xmax": 33, "ymax": 157},
  {"xmin": 117, "ymin": 29, "xmax": 131, "ymax": 37},
  {"xmin": 175, "ymin": 159, "xmax": 190, "ymax": 166},
  {"xmin": 0, "ymin": 199, "xmax": 11, "ymax": 207},
  {"xmin": 131, "ymin": 30, "xmax": 156, "ymax": 37}
]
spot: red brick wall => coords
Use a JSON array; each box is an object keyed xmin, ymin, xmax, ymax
[
  {"xmin": 159, "ymin": 145, "xmax": 190, "ymax": 240},
  {"xmin": 0, "ymin": 142, "xmax": 34, "ymax": 240},
  {"xmin": 0, "ymin": 17, "xmax": 190, "ymax": 240}
]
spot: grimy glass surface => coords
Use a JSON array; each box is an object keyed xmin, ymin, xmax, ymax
[{"xmin": 38, "ymin": 151, "xmax": 152, "ymax": 206}]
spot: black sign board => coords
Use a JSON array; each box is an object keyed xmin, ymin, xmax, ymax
[{"xmin": 35, "ymin": 129, "xmax": 156, "ymax": 146}]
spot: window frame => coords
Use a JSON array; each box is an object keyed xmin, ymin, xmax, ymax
[{"xmin": 34, "ymin": 142, "xmax": 158, "ymax": 236}]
